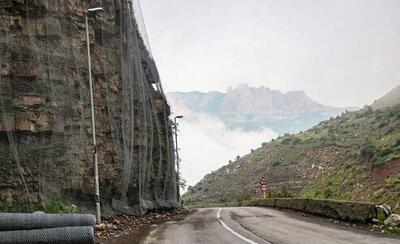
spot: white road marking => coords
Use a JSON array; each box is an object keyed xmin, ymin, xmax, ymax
[{"xmin": 217, "ymin": 208, "xmax": 259, "ymax": 244}]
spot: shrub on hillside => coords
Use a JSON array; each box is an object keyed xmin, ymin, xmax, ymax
[
  {"xmin": 360, "ymin": 143, "xmax": 396, "ymax": 167},
  {"xmin": 319, "ymin": 136, "xmax": 331, "ymax": 145},
  {"xmin": 292, "ymin": 137, "xmax": 302, "ymax": 145},
  {"xmin": 385, "ymin": 127, "xmax": 395, "ymax": 135},
  {"xmin": 187, "ymin": 186, "xmax": 194, "ymax": 193},
  {"xmin": 388, "ymin": 111, "xmax": 396, "ymax": 118},
  {"xmin": 272, "ymin": 161, "xmax": 281, "ymax": 169},
  {"xmin": 281, "ymin": 136, "xmax": 302, "ymax": 145},
  {"xmin": 364, "ymin": 105, "xmax": 373, "ymax": 115},
  {"xmin": 355, "ymin": 112, "xmax": 364, "ymax": 119},
  {"xmin": 377, "ymin": 121, "xmax": 387, "ymax": 128},
  {"xmin": 237, "ymin": 195, "xmax": 251, "ymax": 203},
  {"xmin": 281, "ymin": 138, "xmax": 292, "ymax": 145},
  {"xmin": 359, "ymin": 144, "xmax": 377, "ymax": 162},
  {"xmin": 323, "ymin": 188, "xmax": 333, "ymax": 198},
  {"xmin": 218, "ymin": 197, "xmax": 228, "ymax": 203},
  {"xmin": 280, "ymin": 186, "xmax": 292, "ymax": 198},
  {"xmin": 379, "ymin": 148, "xmax": 393, "ymax": 157}
]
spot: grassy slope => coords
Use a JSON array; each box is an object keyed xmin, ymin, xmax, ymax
[{"xmin": 183, "ymin": 105, "xmax": 400, "ymax": 212}]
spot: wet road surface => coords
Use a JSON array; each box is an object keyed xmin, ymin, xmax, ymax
[{"xmin": 113, "ymin": 207, "xmax": 400, "ymax": 244}]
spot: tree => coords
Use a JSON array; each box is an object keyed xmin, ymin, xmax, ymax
[
  {"xmin": 179, "ymin": 178, "xmax": 187, "ymax": 190},
  {"xmin": 177, "ymin": 172, "xmax": 187, "ymax": 190}
]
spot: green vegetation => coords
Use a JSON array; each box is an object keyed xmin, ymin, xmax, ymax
[
  {"xmin": 372, "ymin": 173, "xmax": 400, "ymax": 211},
  {"xmin": 183, "ymin": 104, "xmax": 400, "ymax": 212},
  {"xmin": 302, "ymin": 163, "xmax": 366, "ymax": 200},
  {"xmin": 372, "ymin": 224, "xmax": 400, "ymax": 235},
  {"xmin": 237, "ymin": 195, "xmax": 252, "ymax": 203},
  {"xmin": 0, "ymin": 199, "xmax": 84, "ymax": 214}
]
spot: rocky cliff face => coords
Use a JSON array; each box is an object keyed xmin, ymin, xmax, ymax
[
  {"xmin": 169, "ymin": 84, "xmax": 354, "ymax": 134},
  {"xmin": 0, "ymin": 0, "xmax": 177, "ymax": 215}
]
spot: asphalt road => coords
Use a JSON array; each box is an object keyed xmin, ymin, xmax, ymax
[{"xmin": 135, "ymin": 207, "xmax": 399, "ymax": 244}]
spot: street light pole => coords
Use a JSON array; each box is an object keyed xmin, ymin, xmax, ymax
[
  {"xmin": 174, "ymin": 115, "xmax": 183, "ymax": 202},
  {"xmin": 85, "ymin": 7, "xmax": 104, "ymax": 224}
]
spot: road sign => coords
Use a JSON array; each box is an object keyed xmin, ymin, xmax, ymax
[
  {"xmin": 259, "ymin": 177, "xmax": 268, "ymax": 199},
  {"xmin": 259, "ymin": 177, "xmax": 268, "ymax": 191},
  {"xmin": 261, "ymin": 184, "xmax": 268, "ymax": 191}
]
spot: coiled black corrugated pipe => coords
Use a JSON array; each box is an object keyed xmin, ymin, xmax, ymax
[
  {"xmin": 0, "ymin": 212, "xmax": 96, "ymax": 244},
  {"xmin": 0, "ymin": 226, "xmax": 94, "ymax": 244},
  {"xmin": 0, "ymin": 213, "xmax": 96, "ymax": 231}
]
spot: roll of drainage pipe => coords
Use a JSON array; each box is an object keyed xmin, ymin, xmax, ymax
[
  {"xmin": 0, "ymin": 226, "xmax": 94, "ymax": 244},
  {"xmin": 0, "ymin": 213, "xmax": 96, "ymax": 231}
]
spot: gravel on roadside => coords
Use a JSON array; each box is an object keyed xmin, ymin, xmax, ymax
[{"xmin": 95, "ymin": 208, "xmax": 189, "ymax": 241}]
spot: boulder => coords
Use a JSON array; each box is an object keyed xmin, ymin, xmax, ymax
[{"xmin": 384, "ymin": 214, "xmax": 400, "ymax": 227}]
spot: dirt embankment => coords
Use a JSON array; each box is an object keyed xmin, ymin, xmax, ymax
[{"xmin": 371, "ymin": 159, "xmax": 400, "ymax": 184}]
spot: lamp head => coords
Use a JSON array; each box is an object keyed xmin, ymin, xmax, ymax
[
  {"xmin": 88, "ymin": 7, "xmax": 104, "ymax": 13},
  {"xmin": 87, "ymin": 7, "xmax": 104, "ymax": 16}
]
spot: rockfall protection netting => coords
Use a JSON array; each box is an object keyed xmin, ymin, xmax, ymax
[{"xmin": 0, "ymin": 0, "xmax": 178, "ymax": 216}]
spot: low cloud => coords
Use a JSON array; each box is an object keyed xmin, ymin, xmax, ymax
[{"xmin": 171, "ymin": 99, "xmax": 278, "ymax": 188}]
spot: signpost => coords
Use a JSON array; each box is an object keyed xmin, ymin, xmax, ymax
[{"xmin": 259, "ymin": 177, "xmax": 268, "ymax": 199}]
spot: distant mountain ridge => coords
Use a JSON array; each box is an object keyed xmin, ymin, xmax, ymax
[{"xmin": 168, "ymin": 84, "xmax": 355, "ymax": 134}]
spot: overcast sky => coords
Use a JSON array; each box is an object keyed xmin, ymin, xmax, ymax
[{"xmin": 140, "ymin": 0, "xmax": 400, "ymax": 107}]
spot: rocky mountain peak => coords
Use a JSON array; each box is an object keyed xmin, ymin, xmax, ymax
[{"xmin": 168, "ymin": 84, "xmax": 350, "ymax": 133}]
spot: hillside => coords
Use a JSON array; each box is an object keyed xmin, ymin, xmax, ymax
[
  {"xmin": 168, "ymin": 84, "xmax": 354, "ymax": 134},
  {"xmin": 373, "ymin": 85, "xmax": 400, "ymax": 109},
  {"xmin": 183, "ymin": 104, "xmax": 400, "ymax": 212}
]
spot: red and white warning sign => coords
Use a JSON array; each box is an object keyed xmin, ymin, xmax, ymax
[
  {"xmin": 259, "ymin": 177, "xmax": 269, "ymax": 199},
  {"xmin": 259, "ymin": 177, "xmax": 268, "ymax": 192}
]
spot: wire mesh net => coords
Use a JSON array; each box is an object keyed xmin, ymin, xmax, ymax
[{"xmin": 0, "ymin": 0, "xmax": 178, "ymax": 215}]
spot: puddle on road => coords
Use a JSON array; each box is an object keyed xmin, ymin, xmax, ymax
[
  {"xmin": 230, "ymin": 212, "xmax": 274, "ymax": 220},
  {"xmin": 98, "ymin": 226, "xmax": 151, "ymax": 244},
  {"xmin": 164, "ymin": 221, "xmax": 176, "ymax": 224}
]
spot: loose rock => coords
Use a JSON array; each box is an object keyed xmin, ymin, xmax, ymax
[
  {"xmin": 95, "ymin": 208, "xmax": 189, "ymax": 241},
  {"xmin": 384, "ymin": 214, "xmax": 400, "ymax": 227}
]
